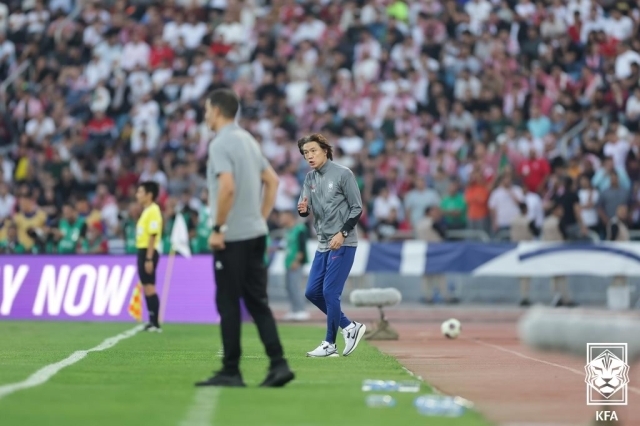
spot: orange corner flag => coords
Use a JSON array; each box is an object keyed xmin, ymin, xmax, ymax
[{"xmin": 128, "ymin": 283, "xmax": 143, "ymax": 322}]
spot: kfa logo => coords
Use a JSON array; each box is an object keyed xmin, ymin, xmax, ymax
[
  {"xmin": 585, "ymin": 343, "xmax": 629, "ymax": 406},
  {"xmin": 327, "ymin": 181, "xmax": 334, "ymax": 192}
]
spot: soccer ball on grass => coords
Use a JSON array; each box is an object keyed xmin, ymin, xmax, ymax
[{"xmin": 441, "ymin": 318, "xmax": 461, "ymax": 339}]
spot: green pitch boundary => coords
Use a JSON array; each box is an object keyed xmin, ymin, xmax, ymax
[{"xmin": 0, "ymin": 322, "xmax": 492, "ymax": 426}]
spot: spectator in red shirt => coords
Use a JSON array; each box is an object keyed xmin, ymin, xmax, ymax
[
  {"xmin": 149, "ymin": 36, "xmax": 174, "ymax": 69},
  {"xmin": 517, "ymin": 147, "xmax": 551, "ymax": 193}
]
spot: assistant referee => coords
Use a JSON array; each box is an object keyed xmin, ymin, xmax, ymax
[
  {"xmin": 195, "ymin": 88, "xmax": 294, "ymax": 389},
  {"xmin": 135, "ymin": 181, "xmax": 163, "ymax": 332}
]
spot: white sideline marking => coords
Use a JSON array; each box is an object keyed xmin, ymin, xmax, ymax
[
  {"xmin": 402, "ymin": 366, "xmax": 475, "ymax": 408},
  {"xmin": 0, "ymin": 325, "xmax": 144, "ymax": 400},
  {"xmin": 470, "ymin": 338, "xmax": 640, "ymax": 396},
  {"xmin": 179, "ymin": 388, "xmax": 220, "ymax": 426}
]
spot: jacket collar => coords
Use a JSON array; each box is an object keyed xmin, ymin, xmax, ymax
[{"xmin": 317, "ymin": 160, "xmax": 332, "ymax": 175}]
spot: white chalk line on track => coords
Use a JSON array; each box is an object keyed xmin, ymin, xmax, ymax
[
  {"xmin": 468, "ymin": 338, "xmax": 640, "ymax": 396},
  {"xmin": 0, "ymin": 324, "xmax": 144, "ymax": 400}
]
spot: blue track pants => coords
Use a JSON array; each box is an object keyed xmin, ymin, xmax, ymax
[{"xmin": 304, "ymin": 246, "xmax": 356, "ymax": 343}]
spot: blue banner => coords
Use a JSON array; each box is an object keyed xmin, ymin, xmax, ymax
[{"xmin": 267, "ymin": 240, "xmax": 640, "ymax": 277}]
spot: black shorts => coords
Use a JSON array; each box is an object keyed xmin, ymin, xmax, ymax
[{"xmin": 137, "ymin": 249, "xmax": 159, "ymax": 285}]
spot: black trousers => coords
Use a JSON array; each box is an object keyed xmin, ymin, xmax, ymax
[{"xmin": 213, "ymin": 235, "xmax": 285, "ymax": 373}]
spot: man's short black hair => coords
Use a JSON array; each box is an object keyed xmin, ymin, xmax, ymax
[
  {"xmin": 208, "ymin": 88, "xmax": 239, "ymax": 119},
  {"xmin": 139, "ymin": 181, "xmax": 160, "ymax": 201}
]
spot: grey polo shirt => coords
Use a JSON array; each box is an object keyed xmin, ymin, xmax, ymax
[
  {"xmin": 298, "ymin": 160, "xmax": 363, "ymax": 252},
  {"xmin": 207, "ymin": 123, "xmax": 269, "ymax": 242}
]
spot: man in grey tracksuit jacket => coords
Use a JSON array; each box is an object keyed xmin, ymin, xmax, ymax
[{"xmin": 296, "ymin": 133, "xmax": 367, "ymax": 358}]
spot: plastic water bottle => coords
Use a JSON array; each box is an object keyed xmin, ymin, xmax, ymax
[
  {"xmin": 365, "ymin": 395, "xmax": 396, "ymax": 408},
  {"xmin": 361, "ymin": 380, "xmax": 398, "ymax": 391},
  {"xmin": 397, "ymin": 380, "xmax": 421, "ymax": 393},
  {"xmin": 414, "ymin": 395, "xmax": 465, "ymax": 417}
]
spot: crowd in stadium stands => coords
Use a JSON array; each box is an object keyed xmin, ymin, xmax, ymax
[{"xmin": 0, "ymin": 0, "xmax": 639, "ymax": 255}]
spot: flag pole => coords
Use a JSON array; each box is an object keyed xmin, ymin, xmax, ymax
[{"xmin": 159, "ymin": 247, "xmax": 176, "ymax": 323}]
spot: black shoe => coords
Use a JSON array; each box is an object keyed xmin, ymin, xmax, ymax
[
  {"xmin": 519, "ymin": 298, "xmax": 531, "ymax": 307},
  {"xmin": 195, "ymin": 371, "xmax": 246, "ymax": 387},
  {"xmin": 259, "ymin": 365, "xmax": 295, "ymax": 388}
]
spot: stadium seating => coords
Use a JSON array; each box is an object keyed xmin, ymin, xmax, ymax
[{"xmin": 0, "ymin": 0, "xmax": 638, "ymax": 256}]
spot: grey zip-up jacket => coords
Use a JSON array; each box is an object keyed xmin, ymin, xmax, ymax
[{"xmin": 298, "ymin": 160, "xmax": 363, "ymax": 252}]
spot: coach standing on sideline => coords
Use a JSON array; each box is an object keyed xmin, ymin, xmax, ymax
[
  {"xmin": 195, "ymin": 89, "xmax": 294, "ymax": 388},
  {"xmin": 297, "ymin": 134, "xmax": 367, "ymax": 358}
]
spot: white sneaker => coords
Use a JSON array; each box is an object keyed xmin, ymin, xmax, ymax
[
  {"xmin": 342, "ymin": 322, "xmax": 366, "ymax": 356},
  {"xmin": 143, "ymin": 323, "xmax": 162, "ymax": 333},
  {"xmin": 306, "ymin": 341, "xmax": 339, "ymax": 358}
]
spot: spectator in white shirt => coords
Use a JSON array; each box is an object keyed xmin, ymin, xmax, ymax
[
  {"xmin": 540, "ymin": 11, "xmax": 567, "ymax": 40},
  {"xmin": 464, "ymin": 0, "xmax": 492, "ymax": 35},
  {"xmin": 181, "ymin": 13, "xmax": 208, "ymax": 50},
  {"xmin": 139, "ymin": 159, "xmax": 167, "ymax": 189},
  {"xmin": 525, "ymin": 188, "xmax": 544, "ymax": 230},
  {"xmin": 0, "ymin": 32, "xmax": 15, "ymax": 74},
  {"xmin": 373, "ymin": 187, "xmax": 404, "ymax": 224},
  {"xmin": 390, "ymin": 36, "xmax": 420, "ymax": 70},
  {"xmin": 127, "ymin": 64, "xmax": 153, "ymax": 104},
  {"xmin": 580, "ymin": 8, "xmax": 606, "ymax": 43},
  {"xmin": 94, "ymin": 30, "xmax": 122, "ymax": 73},
  {"xmin": 85, "ymin": 54, "xmax": 110, "ymax": 88},
  {"xmin": 25, "ymin": 111, "xmax": 56, "ymax": 144},
  {"xmin": 352, "ymin": 49, "xmax": 379, "ymax": 85},
  {"xmin": 354, "ymin": 30, "xmax": 381, "ymax": 62},
  {"xmin": 614, "ymin": 43, "xmax": 640, "ymax": 80},
  {"xmin": 605, "ymin": 6, "xmax": 634, "ymax": 41},
  {"xmin": 626, "ymin": 87, "xmax": 640, "ymax": 129},
  {"xmin": 152, "ymin": 59, "xmax": 174, "ymax": 97},
  {"xmin": 291, "ymin": 13, "xmax": 327, "ymax": 45},
  {"xmin": 0, "ymin": 155, "xmax": 13, "ymax": 183},
  {"xmin": 163, "ymin": 11, "xmax": 186, "ymax": 48},
  {"xmin": 602, "ymin": 130, "xmax": 630, "ymax": 171},
  {"xmin": 180, "ymin": 53, "xmax": 213, "ymax": 104},
  {"xmin": 0, "ymin": 2, "xmax": 8, "ymax": 34},
  {"xmin": 90, "ymin": 82, "xmax": 111, "ymax": 113},
  {"xmin": 26, "ymin": 1, "xmax": 49, "ymax": 34},
  {"xmin": 131, "ymin": 93, "xmax": 160, "ymax": 129},
  {"xmin": 0, "ymin": 182, "xmax": 15, "ymax": 220},
  {"xmin": 337, "ymin": 126, "xmax": 364, "ymax": 156},
  {"xmin": 8, "ymin": 10, "xmax": 26, "ymax": 35},
  {"xmin": 83, "ymin": 20, "xmax": 105, "ymax": 48},
  {"xmin": 129, "ymin": 93, "xmax": 160, "ymax": 154},
  {"xmin": 454, "ymin": 68, "xmax": 481, "ymax": 100},
  {"xmin": 578, "ymin": 174, "xmax": 600, "ymax": 233},
  {"xmin": 214, "ymin": 12, "xmax": 245, "ymax": 45},
  {"xmin": 489, "ymin": 172, "xmax": 525, "ymax": 233},
  {"xmin": 515, "ymin": 0, "xmax": 536, "ymax": 21},
  {"xmin": 120, "ymin": 31, "xmax": 150, "ymax": 72}
]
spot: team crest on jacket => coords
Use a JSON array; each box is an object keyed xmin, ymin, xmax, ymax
[{"xmin": 328, "ymin": 181, "xmax": 334, "ymax": 191}]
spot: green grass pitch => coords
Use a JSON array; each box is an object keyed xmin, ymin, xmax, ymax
[{"xmin": 0, "ymin": 321, "xmax": 492, "ymax": 426}]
